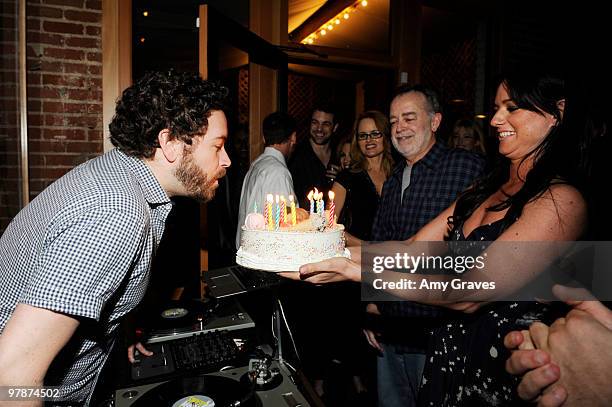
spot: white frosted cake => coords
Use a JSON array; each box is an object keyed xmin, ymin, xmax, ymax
[{"xmin": 236, "ymin": 199, "xmax": 350, "ymax": 271}]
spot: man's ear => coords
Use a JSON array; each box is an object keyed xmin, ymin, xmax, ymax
[
  {"xmin": 557, "ymin": 99, "xmax": 566, "ymax": 119},
  {"xmin": 431, "ymin": 112, "xmax": 442, "ymax": 133},
  {"xmin": 157, "ymin": 129, "xmax": 182, "ymax": 163}
]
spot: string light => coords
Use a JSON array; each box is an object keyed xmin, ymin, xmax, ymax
[
  {"xmin": 142, "ymin": 10, "xmax": 149, "ymax": 17},
  {"xmin": 301, "ymin": 0, "xmax": 370, "ymax": 45}
]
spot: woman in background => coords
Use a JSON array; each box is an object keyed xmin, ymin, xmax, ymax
[
  {"xmin": 449, "ymin": 118, "xmax": 487, "ymax": 156},
  {"xmin": 331, "ymin": 110, "xmax": 394, "ymax": 243},
  {"xmin": 337, "ymin": 136, "xmax": 353, "ymax": 170}
]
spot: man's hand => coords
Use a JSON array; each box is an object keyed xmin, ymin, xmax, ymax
[
  {"xmin": 127, "ymin": 342, "xmax": 153, "ymax": 363},
  {"xmin": 363, "ymin": 303, "xmax": 383, "ymax": 352},
  {"xmin": 505, "ymin": 285, "xmax": 612, "ymax": 406}
]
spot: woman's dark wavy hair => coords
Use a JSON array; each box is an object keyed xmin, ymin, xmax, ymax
[
  {"xmin": 450, "ymin": 71, "xmax": 590, "ymax": 232},
  {"xmin": 109, "ymin": 70, "xmax": 229, "ymax": 158}
]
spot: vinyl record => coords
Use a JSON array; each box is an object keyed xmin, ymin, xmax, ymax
[
  {"xmin": 131, "ymin": 374, "xmax": 259, "ymax": 407},
  {"xmin": 147, "ymin": 298, "xmax": 218, "ymax": 335}
]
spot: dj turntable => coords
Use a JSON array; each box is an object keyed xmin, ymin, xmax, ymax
[
  {"xmin": 116, "ymin": 359, "xmax": 311, "ymax": 407},
  {"xmin": 143, "ymin": 298, "xmax": 255, "ymax": 344}
]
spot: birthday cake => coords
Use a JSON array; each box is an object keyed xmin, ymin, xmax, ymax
[{"xmin": 236, "ymin": 191, "xmax": 350, "ymax": 272}]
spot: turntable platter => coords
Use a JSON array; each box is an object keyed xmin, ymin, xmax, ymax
[
  {"xmin": 145, "ymin": 298, "xmax": 218, "ymax": 337},
  {"xmin": 131, "ymin": 374, "xmax": 259, "ymax": 407}
]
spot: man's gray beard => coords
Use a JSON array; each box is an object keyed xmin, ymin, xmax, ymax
[
  {"xmin": 175, "ymin": 150, "xmax": 223, "ymax": 203},
  {"xmin": 391, "ymin": 136, "xmax": 411, "ymax": 158}
]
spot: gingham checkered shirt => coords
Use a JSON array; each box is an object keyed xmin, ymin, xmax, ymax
[
  {"xmin": 371, "ymin": 142, "xmax": 485, "ymax": 323},
  {"xmin": 0, "ymin": 149, "xmax": 172, "ymax": 403}
]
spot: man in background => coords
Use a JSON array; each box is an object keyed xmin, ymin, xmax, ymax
[
  {"xmin": 365, "ymin": 85, "xmax": 485, "ymax": 407},
  {"xmin": 289, "ymin": 104, "xmax": 340, "ymax": 207},
  {"xmin": 236, "ymin": 111, "xmax": 297, "ymax": 247}
]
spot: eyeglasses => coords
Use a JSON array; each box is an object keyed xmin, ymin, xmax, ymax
[{"xmin": 356, "ymin": 130, "xmax": 383, "ymax": 141}]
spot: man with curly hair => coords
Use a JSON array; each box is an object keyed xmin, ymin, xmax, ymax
[{"xmin": 0, "ymin": 71, "xmax": 230, "ymax": 405}]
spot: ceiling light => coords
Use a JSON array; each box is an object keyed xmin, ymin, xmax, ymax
[
  {"xmin": 320, "ymin": 29, "xmax": 327, "ymax": 36},
  {"xmin": 361, "ymin": 0, "xmax": 368, "ymax": 6},
  {"xmin": 343, "ymin": 13, "xmax": 350, "ymax": 19},
  {"xmin": 335, "ymin": 19, "xmax": 341, "ymax": 25}
]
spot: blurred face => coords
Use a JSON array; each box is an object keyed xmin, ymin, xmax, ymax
[
  {"xmin": 175, "ymin": 110, "xmax": 231, "ymax": 202},
  {"xmin": 339, "ymin": 142, "xmax": 351, "ymax": 169},
  {"xmin": 357, "ymin": 118, "xmax": 385, "ymax": 159},
  {"xmin": 390, "ymin": 92, "xmax": 441, "ymax": 163},
  {"xmin": 310, "ymin": 110, "xmax": 336, "ymax": 145},
  {"xmin": 490, "ymin": 83, "xmax": 558, "ymax": 161},
  {"xmin": 452, "ymin": 127, "xmax": 480, "ymax": 151}
]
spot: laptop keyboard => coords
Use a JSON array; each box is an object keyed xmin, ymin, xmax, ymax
[{"xmin": 231, "ymin": 266, "xmax": 281, "ymax": 290}]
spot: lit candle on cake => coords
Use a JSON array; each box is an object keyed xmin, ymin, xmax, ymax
[
  {"xmin": 289, "ymin": 195, "xmax": 296, "ymax": 225},
  {"xmin": 280, "ymin": 196, "xmax": 287, "ymax": 224},
  {"xmin": 275, "ymin": 194, "xmax": 280, "ymax": 230},
  {"xmin": 317, "ymin": 192, "xmax": 324, "ymax": 217},
  {"xmin": 253, "ymin": 202, "xmax": 258, "ymax": 214},
  {"xmin": 307, "ymin": 190, "xmax": 314, "ymax": 216},
  {"xmin": 266, "ymin": 194, "xmax": 273, "ymax": 230},
  {"xmin": 328, "ymin": 190, "xmax": 335, "ymax": 226}
]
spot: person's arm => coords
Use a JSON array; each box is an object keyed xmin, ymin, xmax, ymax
[
  {"xmin": 292, "ymin": 203, "xmax": 455, "ymax": 283},
  {"xmin": 299, "ymin": 184, "xmax": 587, "ymax": 305},
  {"xmin": 330, "ymin": 181, "xmax": 347, "ymax": 220},
  {"xmin": 0, "ymin": 304, "xmax": 79, "ymax": 407}
]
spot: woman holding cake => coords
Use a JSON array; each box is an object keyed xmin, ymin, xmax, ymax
[{"xmin": 287, "ymin": 71, "xmax": 591, "ymax": 406}]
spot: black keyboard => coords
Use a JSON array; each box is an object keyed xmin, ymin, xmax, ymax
[
  {"xmin": 131, "ymin": 330, "xmax": 242, "ymax": 381},
  {"xmin": 231, "ymin": 266, "xmax": 281, "ymax": 290},
  {"xmin": 171, "ymin": 330, "xmax": 240, "ymax": 371}
]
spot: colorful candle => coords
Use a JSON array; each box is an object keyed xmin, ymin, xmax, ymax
[
  {"xmin": 266, "ymin": 194, "xmax": 273, "ymax": 230},
  {"xmin": 289, "ymin": 195, "xmax": 297, "ymax": 225},
  {"xmin": 307, "ymin": 190, "xmax": 314, "ymax": 215},
  {"xmin": 317, "ymin": 192, "xmax": 324, "ymax": 217},
  {"xmin": 253, "ymin": 202, "xmax": 258, "ymax": 214},
  {"xmin": 328, "ymin": 190, "xmax": 335, "ymax": 226},
  {"xmin": 275, "ymin": 194, "xmax": 280, "ymax": 230},
  {"xmin": 280, "ymin": 196, "xmax": 287, "ymax": 225}
]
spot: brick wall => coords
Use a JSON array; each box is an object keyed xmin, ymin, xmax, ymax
[
  {"xmin": 1, "ymin": 0, "xmax": 103, "ymax": 233},
  {"xmin": 26, "ymin": 0, "xmax": 103, "ymax": 199}
]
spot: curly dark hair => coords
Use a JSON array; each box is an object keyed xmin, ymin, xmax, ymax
[{"xmin": 109, "ymin": 70, "xmax": 229, "ymax": 158}]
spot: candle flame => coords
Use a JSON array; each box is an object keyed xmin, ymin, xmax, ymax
[
  {"xmin": 289, "ymin": 195, "xmax": 294, "ymax": 202},
  {"xmin": 267, "ymin": 194, "xmax": 273, "ymax": 202},
  {"xmin": 307, "ymin": 190, "xmax": 313, "ymax": 200},
  {"xmin": 328, "ymin": 190, "xmax": 335, "ymax": 200}
]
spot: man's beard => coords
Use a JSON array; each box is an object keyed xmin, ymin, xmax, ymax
[
  {"xmin": 310, "ymin": 134, "xmax": 331, "ymax": 146},
  {"xmin": 175, "ymin": 150, "xmax": 226, "ymax": 203}
]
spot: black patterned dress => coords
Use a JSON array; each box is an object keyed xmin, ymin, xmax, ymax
[{"xmin": 418, "ymin": 217, "xmax": 565, "ymax": 407}]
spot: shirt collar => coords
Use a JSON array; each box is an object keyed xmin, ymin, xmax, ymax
[
  {"xmin": 418, "ymin": 140, "xmax": 447, "ymax": 171},
  {"xmin": 114, "ymin": 149, "xmax": 171, "ymax": 206},
  {"xmin": 262, "ymin": 146, "xmax": 287, "ymax": 165}
]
